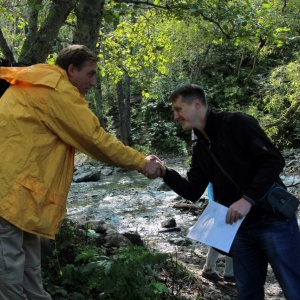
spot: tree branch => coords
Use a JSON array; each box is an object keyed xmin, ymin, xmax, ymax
[
  {"xmin": 19, "ymin": 0, "xmax": 75, "ymax": 64},
  {"xmin": 246, "ymin": 35, "xmax": 267, "ymax": 79},
  {"xmin": 116, "ymin": 0, "xmax": 232, "ymax": 40},
  {"xmin": 265, "ymin": 100, "xmax": 300, "ymax": 129},
  {"xmin": 24, "ymin": 0, "xmax": 43, "ymax": 48},
  {"xmin": 114, "ymin": 0, "xmax": 170, "ymax": 10},
  {"xmin": 0, "ymin": 27, "xmax": 15, "ymax": 62}
]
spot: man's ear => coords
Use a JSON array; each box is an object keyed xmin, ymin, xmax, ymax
[
  {"xmin": 67, "ymin": 64, "xmax": 76, "ymax": 78},
  {"xmin": 194, "ymin": 99, "xmax": 202, "ymax": 110}
]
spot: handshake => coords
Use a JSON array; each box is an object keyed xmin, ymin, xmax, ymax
[{"xmin": 141, "ymin": 155, "xmax": 166, "ymax": 179}]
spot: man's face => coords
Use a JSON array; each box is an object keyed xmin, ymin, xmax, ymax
[
  {"xmin": 68, "ymin": 60, "xmax": 98, "ymax": 96},
  {"xmin": 172, "ymin": 97, "xmax": 202, "ymax": 130}
]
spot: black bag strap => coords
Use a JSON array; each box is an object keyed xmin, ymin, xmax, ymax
[{"xmin": 207, "ymin": 148, "xmax": 244, "ymax": 194}]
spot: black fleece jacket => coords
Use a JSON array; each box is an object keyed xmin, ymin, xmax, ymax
[{"xmin": 163, "ymin": 109, "xmax": 285, "ymax": 225}]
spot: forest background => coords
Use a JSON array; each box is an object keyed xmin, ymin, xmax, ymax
[
  {"xmin": 1, "ymin": 0, "xmax": 300, "ymax": 156},
  {"xmin": 1, "ymin": 1, "xmax": 300, "ymax": 299}
]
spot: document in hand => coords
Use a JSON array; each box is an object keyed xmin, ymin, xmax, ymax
[{"xmin": 187, "ymin": 201, "xmax": 245, "ymax": 253}]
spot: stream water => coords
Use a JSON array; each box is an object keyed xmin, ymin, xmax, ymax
[
  {"xmin": 66, "ymin": 157, "xmax": 207, "ymax": 253},
  {"xmin": 66, "ymin": 155, "xmax": 300, "ymax": 254}
]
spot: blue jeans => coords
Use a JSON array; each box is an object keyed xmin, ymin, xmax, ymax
[{"xmin": 230, "ymin": 214, "xmax": 300, "ymax": 300}]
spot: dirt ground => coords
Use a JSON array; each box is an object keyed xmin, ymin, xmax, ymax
[{"xmin": 174, "ymin": 247, "xmax": 284, "ymax": 300}]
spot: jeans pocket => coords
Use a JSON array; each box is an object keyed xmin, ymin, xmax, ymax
[{"xmin": 262, "ymin": 214, "xmax": 287, "ymax": 225}]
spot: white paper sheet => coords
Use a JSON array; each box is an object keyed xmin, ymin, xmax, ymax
[{"xmin": 187, "ymin": 201, "xmax": 244, "ymax": 253}]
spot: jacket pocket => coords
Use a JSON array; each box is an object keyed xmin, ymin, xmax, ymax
[{"xmin": 14, "ymin": 174, "xmax": 67, "ymax": 237}]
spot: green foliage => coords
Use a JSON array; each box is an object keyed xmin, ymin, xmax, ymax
[
  {"xmin": 129, "ymin": 74, "xmax": 193, "ymax": 155},
  {"xmin": 100, "ymin": 9, "xmax": 171, "ymax": 86},
  {"xmin": 0, "ymin": 0, "xmax": 28, "ymax": 58},
  {"xmin": 95, "ymin": 246, "xmax": 170, "ymax": 300},
  {"xmin": 2, "ymin": 0, "xmax": 300, "ymax": 152},
  {"xmin": 131, "ymin": 98, "xmax": 191, "ymax": 156},
  {"xmin": 42, "ymin": 221, "xmax": 171, "ymax": 299},
  {"xmin": 98, "ymin": 0, "xmax": 300, "ymax": 153},
  {"xmin": 257, "ymin": 55, "xmax": 300, "ymax": 147}
]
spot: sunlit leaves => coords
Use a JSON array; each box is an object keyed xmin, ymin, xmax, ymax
[
  {"xmin": 0, "ymin": 0, "xmax": 29, "ymax": 58},
  {"xmin": 264, "ymin": 59, "xmax": 300, "ymax": 111},
  {"xmin": 257, "ymin": 56, "xmax": 300, "ymax": 144},
  {"xmin": 100, "ymin": 10, "xmax": 172, "ymax": 84}
]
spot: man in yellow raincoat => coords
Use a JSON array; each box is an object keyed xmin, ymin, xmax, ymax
[{"xmin": 0, "ymin": 45, "xmax": 162, "ymax": 299}]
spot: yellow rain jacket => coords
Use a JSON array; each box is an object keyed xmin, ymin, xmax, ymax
[{"xmin": 0, "ymin": 64, "xmax": 146, "ymax": 239}]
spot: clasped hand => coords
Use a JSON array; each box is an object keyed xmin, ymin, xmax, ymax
[{"xmin": 141, "ymin": 155, "xmax": 166, "ymax": 179}]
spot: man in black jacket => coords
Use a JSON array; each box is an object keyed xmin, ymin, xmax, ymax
[{"xmin": 157, "ymin": 84, "xmax": 300, "ymax": 300}]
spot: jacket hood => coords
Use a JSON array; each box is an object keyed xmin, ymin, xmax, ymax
[{"xmin": 0, "ymin": 64, "xmax": 66, "ymax": 89}]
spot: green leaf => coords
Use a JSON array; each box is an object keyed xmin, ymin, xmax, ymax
[
  {"xmin": 262, "ymin": 3, "xmax": 271, "ymax": 10},
  {"xmin": 151, "ymin": 282, "xmax": 169, "ymax": 293},
  {"xmin": 275, "ymin": 27, "xmax": 291, "ymax": 33}
]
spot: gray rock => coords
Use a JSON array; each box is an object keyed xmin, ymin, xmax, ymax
[
  {"xmin": 101, "ymin": 167, "xmax": 114, "ymax": 176},
  {"xmin": 158, "ymin": 227, "xmax": 181, "ymax": 233},
  {"xmin": 73, "ymin": 169, "xmax": 101, "ymax": 182},
  {"xmin": 104, "ymin": 233, "xmax": 132, "ymax": 247},
  {"xmin": 168, "ymin": 237, "xmax": 192, "ymax": 246},
  {"xmin": 161, "ymin": 218, "xmax": 177, "ymax": 228},
  {"xmin": 94, "ymin": 222, "xmax": 117, "ymax": 234}
]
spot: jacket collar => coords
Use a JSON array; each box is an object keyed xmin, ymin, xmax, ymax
[{"xmin": 193, "ymin": 108, "xmax": 216, "ymax": 141}]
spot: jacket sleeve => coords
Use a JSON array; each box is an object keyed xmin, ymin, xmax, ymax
[
  {"xmin": 163, "ymin": 157, "xmax": 209, "ymax": 202},
  {"xmin": 43, "ymin": 79, "xmax": 146, "ymax": 171}
]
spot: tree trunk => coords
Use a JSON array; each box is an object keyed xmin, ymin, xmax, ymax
[
  {"xmin": 11, "ymin": 0, "xmax": 105, "ymax": 65},
  {"xmin": 0, "ymin": 28, "xmax": 15, "ymax": 62},
  {"xmin": 116, "ymin": 74, "xmax": 132, "ymax": 146},
  {"xmin": 73, "ymin": 0, "xmax": 105, "ymax": 52},
  {"xmin": 93, "ymin": 73, "xmax": 105, "ymax": 124},
  {"xmin": 19, "ymin": 0, "xmax": 75, "ymax": 64},
  {"xmin": 73, "ymin": 0, "xmax": 105, "ymax": 124}
]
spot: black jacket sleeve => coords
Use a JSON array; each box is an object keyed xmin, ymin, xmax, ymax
[{"xmin": 163, "ymin": 165, "xmax": 208, "ymax": 202}]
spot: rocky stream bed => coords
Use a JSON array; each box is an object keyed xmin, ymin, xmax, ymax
[{"xmin": 65, "ymin": 149, "xmax": 300, "ymax": 299}]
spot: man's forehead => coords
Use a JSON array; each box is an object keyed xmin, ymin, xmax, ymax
[
  {"xmin": 81, "ymin": 60, "xmax": 98, "ymax": 75},
  {"xmin": 171, "ymin": 99, "xmax": 186, "ymax": 111},
  {"xmin": 172, "ymin": 97, "xmax": 184, "ymax": 105},
  {"xmin": 82, "ymin": 60, "xmax": 97, "ymax": 68},
  {"xmin": 172, "ymin": 96, "xmax": 190, "ymax": 106}
]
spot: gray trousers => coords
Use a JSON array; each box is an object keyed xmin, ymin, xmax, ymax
[
  {"xmin": 202, "ymin": 246, "xmax": 234, "ymax": 277},
  {"xmin": 0, "ymin": 217, "xmax": 52, "ymax": 300}
]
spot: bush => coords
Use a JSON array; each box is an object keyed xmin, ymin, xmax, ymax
[{"xmin": 42, "ymin": 221, "xmax": 170, "ymax": 299}]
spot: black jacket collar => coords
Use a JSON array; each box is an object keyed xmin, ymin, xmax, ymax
[{"xmin": 193, "ymin": 108, "xmax": 218, "ymax": 141}]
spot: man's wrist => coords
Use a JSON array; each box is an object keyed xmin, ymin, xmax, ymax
[{"xmin": 243, "ymin": 195, "xmax": 255, "ymax": 205}]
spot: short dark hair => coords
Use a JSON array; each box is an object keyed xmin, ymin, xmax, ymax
[
  {"xmin": 169, "ymin": 84, "xmax": 206, "ymax": 105},
  {"xmin": 55, "ymin": 45, "xmax": 98, "ymax": 71}
]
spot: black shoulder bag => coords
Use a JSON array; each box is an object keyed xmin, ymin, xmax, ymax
[{"xmin": 208, "ymin": 149, "xmax": 299, "ymax": 221}]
